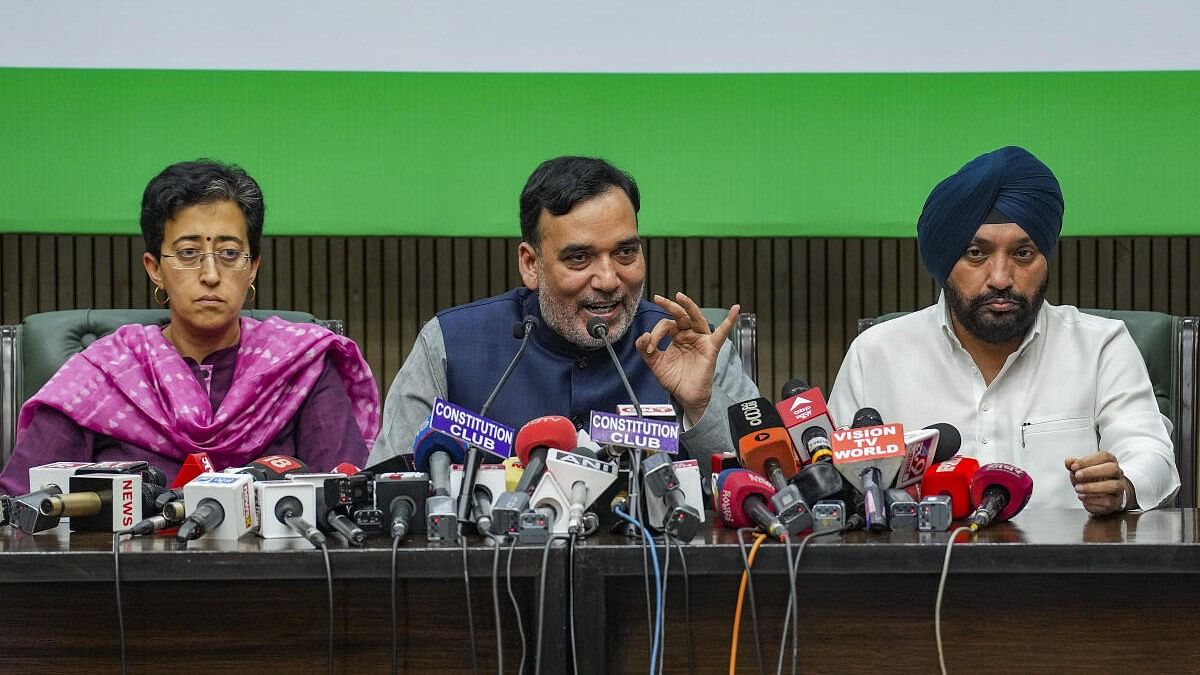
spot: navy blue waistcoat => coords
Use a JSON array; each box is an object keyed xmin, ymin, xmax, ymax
[{"xmin": 438, "ymin": 288, "xmax": 673, "ymax": 434}]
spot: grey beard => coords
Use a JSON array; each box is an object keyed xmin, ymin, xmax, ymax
[{"xmin": 537, "ymin": 282, "xmax": 644, "ymax": 349}]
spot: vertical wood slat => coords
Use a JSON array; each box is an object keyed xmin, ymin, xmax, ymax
[{"xmin": 2, "ymin": 234, "xmax": 1198, "ymax": 400}]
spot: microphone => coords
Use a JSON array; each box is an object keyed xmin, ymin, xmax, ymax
[
  {"xmin": 413, "ymin": 419, "xmax": 468, "ymax": 541},
  {"xmin": 920, "ymin": 455, "xmax": 980, "ymax": 519},
  {"xmin": 513, "ymin": 416, "xmax": 579, "ymax": 493},
  {"xmin": 374, "ymin": 472, "xmax": 430, "ymax": 541},
  {"xmin": 176, "ymin": 473, "xmax": 257, "ymax": 541},
  {"xmin": 780, "ymin": 379, "xmax": 811, "ymax": 399},
  {"xmin": 454, "ymin": 314, "xmax": 538, "ymax": 527},
  {"xmin": 885, "ymin": 488, "xmax": 918, "ymax": 530},
  {"xmin": 331, "ymin": 462, "xmax": 360, "ymax": 476},
  {"xmin": 273, "ymin": 494, "xmax": 325, "ymax": 547},
  {"xmin": 713, "ymin": 469, "xmax": 785, "ymax": 539},
  {"xmin": 852, "ymin": 408, "xmax": 884, "ymax": 427},
  {"xmin": 42, "ymin": 471, "xmax": 163, "ymax": 533},
  {"xmin": 800, "ymin": 426, "xmax": 834, "ymax": 464},
  {"xmin": 895, "ymin": 423, "xmax": 964, "ymax": 489},
  {"xmin": 775, "ymin": 380, "xmax": 837, "ymax": 464},
  {"xmin": 8, "ymin": 484, "xmax": 66, "ymax": 534},
  {"xmin": 545, "ymin": 447, "xmax": 618, "ymax": 536},
  {"xmin": 491, "ymin": 415, "xmax": 578, "ymax": 536},
  {"xmin": 830, "ymin": 408, "xmax": 907, "ymax": 531},
  {"xmin": 642, "ymin": 453, "xmax": 702, "ymax": 542},
  {"xmin": 926, "ymin": 423, "xmax": 962, "ymax": 462},
  {"xmin": 171, "ymin": 452, "xmax": 215, "ymax": 488},
  {"xmin": 728, "ymin": 398, "xmax": 811, "ymax": 535},
  {"xmin": 967, "ymin": 463, "xmax": 1034, "ymax": 531},
  {"xmin": 518, "ymin": 472, "xmax": 570, "ymax": 544},
  {"xmin": 586, "ymin": 315, "xmax": 644, "ymax": 418},
  {"xmin": 231, "ymin": 455, "xmax": 311, "ymax": 481},
  {"xmin": 255, "ymin": 480, "xmax": 322, "ymax": 546},
  {"xmin": 728, "ymin": 398, "xmax": 800, "ymax": 489}
]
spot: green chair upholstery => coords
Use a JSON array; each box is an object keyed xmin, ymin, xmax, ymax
[
  {"xmin": 858, "ymin": 310, "xmax": 1199, "ymax": 507},
  {"xmin": 700, "ymin": 307, "xmax": 758, "ymax": 385},
  {"xmin": 0, "ymin": 309, "xmax": 343, "ymax": 469}
]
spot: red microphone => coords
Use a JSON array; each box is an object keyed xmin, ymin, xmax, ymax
[
  {"xmin": 713, "ymin": 468, "xmax": 785, "ymax": 539},
  {"xmin": 967, "ymin": 463, "xmax": 1034, "ymax": 531},
  {"xmin": 512, "ymin": 416, "xmax": 579, "ymax": 495},
  {"xmin": 172, "ymin": 452, "xmax": 215, "ymax": 488},
  {"xmin": 331, "ymin": 462, "xmax": 361, "ymax": 476},
  {"xmin": 920, "ymin": 455, "xmax": 980, "ymax": 520}
]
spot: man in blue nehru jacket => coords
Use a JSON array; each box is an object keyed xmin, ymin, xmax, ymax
[
  {"xmin": 369, "ymin": 156, "xmax": 759, "ymax": 469},
  {"xmin": 829, "ymin": 146, "xmax": 1179, "ymax": 514}
]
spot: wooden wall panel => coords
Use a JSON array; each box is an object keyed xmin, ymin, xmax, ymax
[{"xmin": 3, "ymin": 235, "xmax": 1200, "ymax": 401}]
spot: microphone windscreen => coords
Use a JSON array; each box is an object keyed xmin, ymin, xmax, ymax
[
  {"xmin": 728, "ymin": 398, "xmax": 799, "ymax": 478},
  {"xmin": 586, "ymin": 316, "xmax": 607, "ymax": 340},
  {"xmin": 143, "ymin": 464, "xmax": 167, "ymax": 488},
  {"xmin": 714, "ymin": 469, "xmax": 776, "ymax": 529},
  {"xmin": 919, "ymin": 455, "xmax": 979, "ymax": 519},
  {"xmin": 571, "ymin": 446, "xmax": 599, "ymax": 460},
  {"xmin": 514, "ymin": 416, "xmax": 579, "ymax": 465},
  {"xmin": 413, "ymin": 429, "xmax": 468, "ymax": 472},
  {"xmin": 925, "ymin": 423, "xmax": 963, "ymax": 462},
  {"xmin": 331, "ymin": 462, "xmax": 360, "ymax": 476},
  {"xmin": 791, "ymin": 461, "xmax": 850, "ymax": 506},
  {"xmin": 970, "ymin": 462, "xmax": 1034, "ymax": 523},
  {"xmin": 780, "ymin": 378, "xmax": 811, "ymax": 400},
  {"xmin": 851, "ymin": 407, "xmax": 884, "ymax": 428},
  {"xmin": 248, "ymin": 455, "xmax": 310, "ymax": 480}
]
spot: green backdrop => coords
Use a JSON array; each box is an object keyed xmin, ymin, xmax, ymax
[{"xmin": 1, "ymin": 68, "xmax": 1196, "ymax": 237}]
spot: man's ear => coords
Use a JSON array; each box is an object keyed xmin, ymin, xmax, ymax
[{"xmin": 518, "ymin": 242, "xmax": 540, "ymax": 291}]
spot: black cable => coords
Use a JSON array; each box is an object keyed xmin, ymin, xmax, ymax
[
  {"xmin": 670, "ymin": 536, "xmax": 695, "ymax": 675},
  {"xmin": 112, "ymin": 529, "xmax": 130, "ymax": 675},
  {"xmin": 491, "ymin": 536, "xmax": 505, "ymax": 675},
  {"xmin": 461, "ymin": 532, "xmax": 480, "ymax": 675},
  {"xmin": 776, "ymin": 528, "xmax": 842, "ymax": 675},
  {"xmin": 657, "ymin": 531, "xmax": 671, "ymax": 675},
  {"xmin": 777, "ymin": 535, "xmax": 798, "ymax": 675},
  {"xmin": 534, "ymin": 534, "xmax": 569, "ymax": 675},
  {"xmin": 568, "ymin": 533, "xmax": 579, "ymax": 675},
  {"xmin": 391, "ymin": 535, "xmax": 401, "ymax": 675},
  {"xmin": 506, "ymin": 537, "xmax": 527, "ymax": 675},
  {"xmin": 735, "ymin": 527, "xmax": 767, "ymax": 675},
  {"xmin": 629, "ymin": 449, "xmax": 654, "ymax": 647},
  {"xmin": 319, "ymin": 542, "xmax": 334, "ymax": 675}
]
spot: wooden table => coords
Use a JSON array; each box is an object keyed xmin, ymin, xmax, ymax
[{"xmin": 3, "ymin": 509, "xmax": 1199, "ymax": 673}]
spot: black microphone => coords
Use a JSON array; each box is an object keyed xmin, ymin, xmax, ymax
[
  {"xmin": 780, "ymin": 378, "xmax": 811, "ymax": 400},
  {"xmin": 586, "ymin": 315, "xmax": 644, "ymax": 414},
  {"xmin": 176, "ymin": 498, "xmax": 225, "ymax": 541},
  {"xmin": 454, "ymin": 314, "xmax": 538, "ymax": 527},
  {"xmin": 851, "ymin": 407, "xmax": 888, "ymax": 531},
  {"xmin": 851, "ymin": 407, "xmax": 884, "ymax": 428},
  {"xmin": 926, "ymin": 423, "xmax": 963, "ymax": 463},
  {"xmin": 274, "ymin": 495, "xmax": 326, "ymax": 547},
  {"xmin": 586, "ymin": 314, "xmax": 650, "ymax": 526}
]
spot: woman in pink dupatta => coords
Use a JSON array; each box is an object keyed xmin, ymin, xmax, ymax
[{"xmin": 0, "ymin": 160, "xmax": 380, "ymax": 495}]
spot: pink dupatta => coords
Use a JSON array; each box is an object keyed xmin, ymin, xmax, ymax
[{"xmin": 17, "ymin": 316, "xmax": 381, "ymax": 468}]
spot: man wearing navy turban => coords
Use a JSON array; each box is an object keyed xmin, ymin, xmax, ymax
[{"xmin": 830, "ymin": 146, "xmax": 1179, "ymax": 515}]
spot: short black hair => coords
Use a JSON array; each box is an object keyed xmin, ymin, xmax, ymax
[
  {"xmin": 518, "ymin": 156, "xmax": 640, "ymax": 249},
  {"xmin": 140, "ymin": 159, "xmax": 265, "ymax": 260}
]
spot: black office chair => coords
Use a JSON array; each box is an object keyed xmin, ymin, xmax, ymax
[
  {"xmin": 0, "ymin": 309, "xmax": 344, "ymax": 468},
  {"xmin": 858, "ymin": 310, "xmax": 1199, "ymax": 507},
  {"xmin": 701, "ymin": 307, "xmax": 758, "ymax": 384}
]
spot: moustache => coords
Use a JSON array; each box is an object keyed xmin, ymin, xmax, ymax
[
  {"xmin": 968, "ymin": 289, "xmax": 1031, "ymax": 311},
  {"xmin": 576, "ymin": 294, "xmax": 628, "ymax": 309}
]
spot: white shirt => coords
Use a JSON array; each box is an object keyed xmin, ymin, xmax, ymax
[{"xmin": 828, "ymin": 294, "xmax": 1180, "ymax": 511}]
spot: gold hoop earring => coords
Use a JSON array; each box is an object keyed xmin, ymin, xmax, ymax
[
  {"xmin": 153, "ymin": 286, "xmax": 169, "ymax": 305},
  {"xmin": 246, "ymin": 284, "xmax": 256, "ymax": 303}
]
